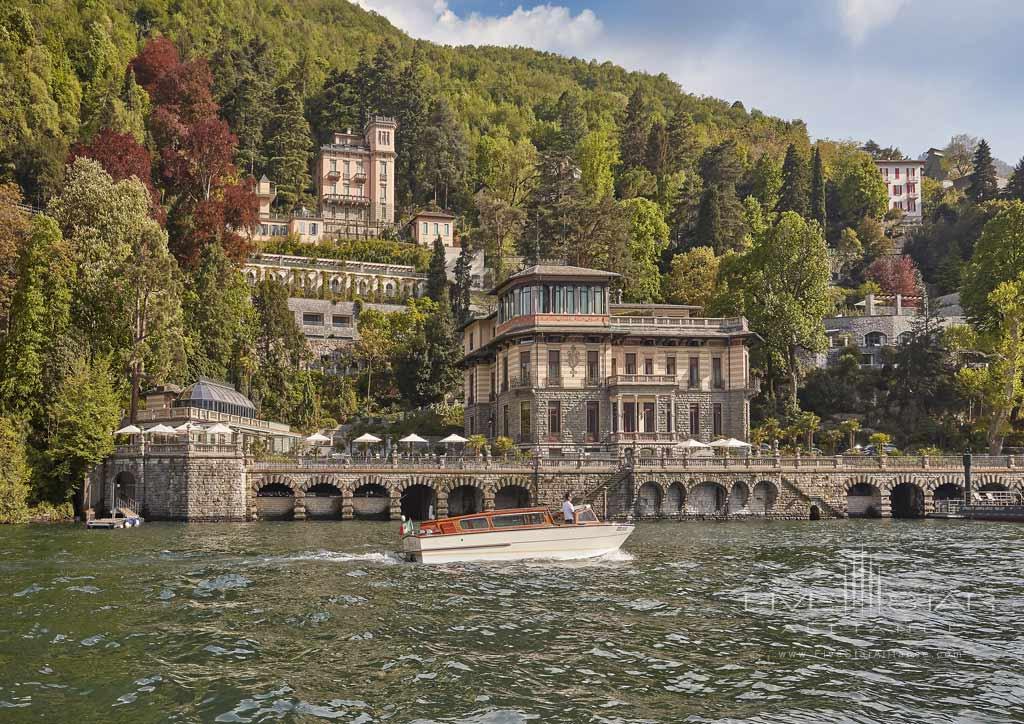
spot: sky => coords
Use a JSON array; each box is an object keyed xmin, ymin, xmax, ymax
[{"xmin": 353, "ymin": 0, "xmax": 1024, "ymax": 163}]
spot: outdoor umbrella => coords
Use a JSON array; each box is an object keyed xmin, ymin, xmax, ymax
[
  {"xmin": 174, "ymin": 422, "xmax": 202, "ymax": 433},
  {"xmin": 205, "ymin": 423, "xmax": 234, "ymax": 435},
  {"xmin": 678, "ymin": 438, "xmax": 708, "ymax": 449},
  {"xmin": 352, "ymin": 433, "xmax": 382, "ymax": 444},
  {"xmin": 145, "ymin": 424, "xmax": 176, "ymax": 439},
  {"xmin": 439, "ymin": 433, "xmax": 468, "ymax": 444},
  {"xmin": 305, "ymin": 432, "xmax": 332, "ymax": 444},
  {"xmin": 114, "ymin": 424, "xmax": 142, "ymax": 435},
  {"xmin": 399, "ymin": 433, "xmax": 428, "ymax": 444}
]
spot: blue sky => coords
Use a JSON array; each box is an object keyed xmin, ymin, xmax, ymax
[{"xmin": 356, "ymin": 0, "xmax": 1024, "ymax": 163}]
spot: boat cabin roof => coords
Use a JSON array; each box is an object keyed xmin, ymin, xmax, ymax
[{"xmin": 409, "ymin": 506, "xmax": 599, "ymax": 537}]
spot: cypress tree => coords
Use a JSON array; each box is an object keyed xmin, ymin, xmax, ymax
[
  {"xmin": 665, "ymin": 104, "xmax": 696, "ymax": 174},
  {"xmin": 1005, "ymin": 156, "xmax": 1024, "ymax": 202},
  {"xmin": 644, "ymin": 120, "xmax": 669, "ymax": 177},
  {"xmin": 695, "ymin": 186, "xmax": 722, "ymax": 252},
  {"xmin": 426, "ymin": 236, "xmax": 448, "ymax": 302},
  {"xmin": 418, "ymin": 287, "xmax": 461, "ymax": 404},
  {"xmin": 967, "ymin": 139, "xmax": 998, "ymax": 203},
  {"xmin": 777, "ymin": 144, "xmax": 809, "ymax": 217},
  {"xmin": 809, "ymin": 147, "xmax": 826, "ymax": 227},
  {"xmin": 264, "ymin": 82, "xmax": 312, "ymax": 210},
  {"xmin": 620, "ymin": 87, "xmax": 648, "ymax": 169},
  {"xmin": 452, "ymin": 242, "xmax": 473, "ymax": 325}
]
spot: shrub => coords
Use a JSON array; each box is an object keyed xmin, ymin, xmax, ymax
[{"xmin": 0, "ymin": 418, "xmax": 31, "ymax": 524}]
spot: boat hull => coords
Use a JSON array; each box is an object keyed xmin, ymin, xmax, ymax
[{"xmin": 402, "ymin": 523, "xmax": 634, "ymax": 564}]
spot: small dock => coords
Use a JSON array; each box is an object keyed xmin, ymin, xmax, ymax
[
  {"xmin": 86, "ymin": 502, "xmax": 143, "ymax": 529},
  {"xmin": 929, "ymin": 491, "xmax": 1024, "ymax": 522}
]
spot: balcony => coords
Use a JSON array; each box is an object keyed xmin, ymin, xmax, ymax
[
  {"xmin": 326, "ymin": 169, "xmax": 341, "ymax": 181},
  {"xmin": 352, "ymin": 170, "xmax": 366, "ymax": 183},
  {"xmin": 610, "ymin": 316, "xmax": 748, "ymax": 334},
  {"xmin": 610, "ymin": 432, "xmax": 680, "ymax": 443},
  {"xmin": 509, "ymin": 375, "xmax": 534, "ymax": 389},
  {"xmin": 323, "ymin": 193, "xmax": 370, "ymax": 206},
  {"xmin": 606, "ymin": 374, "xmax": 677, "ymax": 386},
  {"xmin": 544, "ymin": 375, "xmax": 563, "ymax": 389}
]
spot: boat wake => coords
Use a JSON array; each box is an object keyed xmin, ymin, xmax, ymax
[{"xmin": 262, "ymin": 550, "xmax": 402, "ymax": 565}]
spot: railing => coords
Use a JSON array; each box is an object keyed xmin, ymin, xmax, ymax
[
  {"xmin": 609, "ymin": 316, "xmax": 747, "ymax": 332},
  {"xmin": 606, "ymin": 374, "xmax": 677, "ymax": 386},
  {"xmin": 132, "ymin": 406, "xmax": 293, "ymax": 433},
  {"xmin": 247, "ymin": 254, "xmax": 423, "ymax": 277},
  {"xmin": 611, "ymin": 432, "xmax": 678, "ymax": 443},
  {"xmin": 323, "ymin": 193, "xmax": 370, "ymax": 205},
  {"xmin": 509, "ymin": 375, "xmax": 533, "ymax": 389},
  {"xmin": 544, "ymin": 376, "xmax": 563, "ymax": 388}
]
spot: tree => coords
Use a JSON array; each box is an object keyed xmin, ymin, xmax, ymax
[
  {"xmin": 857, "ymin": 215, "xmax": 891, "ymax": 258},
  {"xmin": 621, "ymin": 198, "xmax": 669, "ymax": 303},
  {"xmin": 832, "ymin": 148, "xmax": 888, "ymax": 225},
  {"xmin": 943, "ymin": 133, "xmax": 978, "ymax": 179},
  {"xmin": 41, "ymin": 356, "xmax": 121, "ymax": 508},
  {"xmin": 473, "ymin": 133, "xmax": 538, "ymax": 208},
  {"xmin": 809, "ymin": 147, "xmax": 826, "ymax": 227},
  {"xmin": 419, "ymin": 294, "xmax": 461, "ymax": 404},
  {"xmin": 644, "ymin": 120, "xmax": 669, "ymax": 177},
  {"xmin": 778, "ymin": 144, "xmax": 809, "ymax": 217},
  {"xmin": 473, "ymin": 190, "xmax": 525, "ymax": 281},
  {"xmin": 865, "ymin": 256, "xmax": 921, "ymax": 296},
  {"xmin": 576, "ymin": 125, "xmax": 617, "ymax": 202},
  {"xmin": 834, "ymin": 227, "xmax": 864, "ymax": 275},
  {"xmin": 839, "ymin": 419, "xmax": 861, "ymax": 451},
  {"xmin": 966, "ymin": 139, "xmax": 998, "ymax": 203},
  {"xmin": 250, "ymin": 279, "xmax": 306, "ymax": 420},
  {"xmin": 0, "ymin": 184, "xmax": 30, "ymax": 336},
  {"xmin": 665, "ymin": 247, "xmax": 719, "ymax": 309},
  {"xmin": 665, "ymin": 105, "xmax": 697, "ymax": 174},
  {"xmin": 426, "ymin": 236, "xmax": 448, "ymax": 302},
  {"xmin": 1005, "ymin": 157, "xmax": 1024, "ymax": 202},
  {"xmin": 452, "ymin": 242, "xmax": 473, "ymax": 325},
  {"xmin": 751, "ymin": 153, "xmax": 782, "ymax": 210},
  {"xmin": 70, "ymin": 129, "xmax": 162, "ymax": 220},
  {"xmin": 620, "ymin": 87, "xmax": 648, "ymax": 169},
  {"xmin": 0, "ymin": 417, "xmax": 31, "ymax": 523},
  {"xmin": 184, "ymin": 242, "xmax": 257, "ymax": 383},
  {"xmin": 962, "ymin": 201, "xmax": 1024, "ymax": 332},
  {"xmin": 793, "ymin": 411, "xmax": 820, "ymax": 450},
  {"xmin": 820, "ymin": 428, "xmax": 843, "ymax": 455},
  {"xmin": 264, "ymin": 82, "xmax": 312, "ymax": 210},
  {"xmin": 695, "ymin": 186, "xmax": 723, "ymax": 251},
  {"xmin": 421, "ymin": 98, "xmax": 468, "ymax": 208}
]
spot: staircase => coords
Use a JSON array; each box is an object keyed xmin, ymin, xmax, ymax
[
  {"xmin": 778, "ymin": 478, "xmax": 845, "ymax": 519},
  {"xmin": 579, "ymin": 468, "xmax": 634, "ymax": 520}
]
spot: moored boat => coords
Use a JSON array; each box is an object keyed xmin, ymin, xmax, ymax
[{"xmin": 400, "ymin": 505, "xmax": 634, "ymax": 564}]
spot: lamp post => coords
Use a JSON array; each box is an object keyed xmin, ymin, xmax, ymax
[{"xmin": 963, "ymin": 448, "xmax": 972, "ymax": 507}]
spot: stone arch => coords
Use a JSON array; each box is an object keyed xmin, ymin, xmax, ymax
[
  {"xmin": 749, "ymin": 481, "xmax": 778, "ymax": 514},
  {"xmin": 889, "ymin": 481, "xmax": 926, "ymax": 518},
  {"xmin": 398, "ymin": 476, "xmax": 440, "ymax": 521},
  {"xmin": 847, "ymin": 481, "xmax": 883, "ymax": 518},
  {"xmin": 252, "ymin": 475, "xmax": 296, "ymax": 496},
  {"xmin": 809, "ymin": 505, "xmax": 822, "ymax": 521},
  {"xmin": 728, "ymin": 480, "xmax": 750, "ymax": 513},
  {"xmin": 688, "ymin": 481, "xmax": 727, "ymax": 515},
  {"xmin": 255, "ymin": 476, "xmax": 296, "ymax": 521},
  {"xmin": 384, "ymin": 281, "xmax": 396, "ymax": 297},
  {"xmin": 300, "ymin": 474, "xmax": 342, "ymax": 494},
  {"xmin": 304, "ymin": 476, "xmax": 344, "ymax": 520},
  {"xmin": 494, "ymin": 480, "xmax": 533, "ymax": 509},
  {"xmin": 637, "ymin": 481, "xmax": 663, "ymax": 517},
  {"xmin": 663, "ymin": 481, "xmax": 686, "ymax": 515},
  {"xmin": 113, "ymin": 470, "xmax": 137, "ymax": 502},
  {"xmin": 446, "ymin": 478, "xmax": 485, "ymax": 517}
]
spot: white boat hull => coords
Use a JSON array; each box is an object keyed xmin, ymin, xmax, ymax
[{"xmin": 402, "ymin": 523, "xmax": 634, "ymax": 564}]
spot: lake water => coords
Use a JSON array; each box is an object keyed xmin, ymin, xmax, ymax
[{"xmin": 1, "ymin": 519, "xmax": 1023, "ymax": 723}]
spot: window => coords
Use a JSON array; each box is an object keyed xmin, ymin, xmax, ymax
[
  {"xmin": 380, "ymin": 160, "xmax": 387, "ymax": 177},
  {"xmin": 713, "ymin": 404, "xmax": 723, "ymax": 436},
  {"xmin": 611, "ymin": 358, "xmax": 617, "ymax": 377},
  {"xmin": 520, "ymin": 401, "xmax": 531, "ymax": 439},
  {"xmin": 611, "ymin": 402, "xmax": 618, "ymax": 433},
  {"xmin": 623, "ymin": 402, "xmax": 637, "ymax": 433},
  {"xmin": 460, "ymin": 517, "xmax": 489, "ymax": 530},
  {"xmin": 580, "ymin": 287, "xmax": 590, "ymax": 314},
  {"xmin": 344, "ymin": 160, "xmax": 350, "ymax": 177},
  {"xmin": 666, "ymin": 356, "xmax": 677, "ymax": 376},
  {"xmin": 910, "ymin": 167, "xmax": 916, "ymax": 178},
  {"xmin": 712, "ymin": 357, "xmax": 724, "ymax": 389},
  {"xmin": 548, "ymin": 349, "xmax": 561, "ymax": 383},
  {"xmin": 865, "ymin": 331, "xmax": 887, "ymax": 347},
  {"xmin": 893, "ymin": 185, "xmax": 903, "ymax": 195},
  {"xmin": 897, "ymin": 331, "xmax": 913, "ymax": 345},
  {"xmin": 302, "ymin": 313, "xmax": 323, "ymax": 325},
  {"xmin": 502, "ymin": 356, "xmax": 509, "ymax": 391},
  {"xmin": 469, "ymin": 332, "xmax": 475, "ymax": 351},
  {"xmin": 503, "ymin": 404, "xmax": 509, "ymax": 436},
  {"xmin": 666, "ymin": 400, "xmax": 673, "ymax": 432},
  {"xmin": 586, "ymin": 350, "xmax": 600, "ymax": 384},
  {"xmin": 908, "ymin": 198, "xmax": 917, "ymax": 212},
  {"xmin": 444, "ymin": 223, "xmax": 450, "ymax": 236},
  {"xmin": 644, "ymin": 358, "xmax": 654, "ymax": 375},
  {"xmin": 434, "ymin": 222, "xmax": 440, "ymax": 236},
  {"xmin": 907, "ymin": 182, "xmax": 916, "ymax": 194},
  {"xmin": 689, "ymin": 404, "xmax": 700, "ymax": 436},
  {"xmin": 330, "ymin": 159, "xmax": 337, "ymax": 171},
  {"xmin": 519, "ymin": 350, "xmax": 531, "ymax": 383},
  {"xmin": 309, "ymin": 223, "xmax": 317, "ymax": 236},
  {"xmin": 493, "ymin": 512, "xmax": 545, "ymax": 528},
  {"xmin": 861, "ymin": 354, "xmax": 875, "ymax": 367},
  {"xmin": 586, "ymin": 401, "xmax": 599, "ymax": 441},
  {"xmin": 422, "ymin": 221, "xmax": 428, "ymax": 235},
  {"xmin": 688, "ymin": 356, "xmax": 700, "ymax": 388},
  {"xmin": 625, "ymin": 353, "xmax": 637, "ymax": 375},
  {"xmin": 548, "ymin": 401, "xmax": 561, "ymax": 435},
  {"xmin": 895, "ymin": 167, "xmax": 900, "ymax": 178},
  {"xmin": 332, "ymin": 315, "xmax": 352, "ymax": 327},
  {"xmin": 489, "ymin": 371, "xmax": 495, "ymax": 400},
  {"xmin": 642, "ymin": 402, "xmax": 656, "ymax": 433}
]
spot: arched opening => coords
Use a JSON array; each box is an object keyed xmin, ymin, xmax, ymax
[
  {"xmin": 305, "ymin": 483, "xmax": 343, "ymax": 520},
  {"xmin": 750, "ymin": 482, "xmax": 777, "ymax": 514},
  {"xmin": 401, "ymin": 484, "xmax": 436, "ymax": 521},
  {"xmin": 637, "ymin": 482, "xmax": 662, "ymax": 517},
  {"xmin": 448, "ymin": 485, "xmax": 483, "ymax": 517},
  {"xmin": 847, "ymin": 483, "xmax": 882, "ymax": 518},
  {"xmin": 864, "ymin": 331, "xmax": 887, "ymax": 347},
  {"xmin": 890, "ymin": 483, "xmax": 925, "ymax": 519},
  {"xmin": 728, "ymin": 481, "xmax": 750, "ymax": 513},
  {"xmin": 809, "ymin": 505, "xmax": 821, "ymax": 521},
  {"xmin": 494, "ymin": 485, "xmax": 531, "ymax": 510},
  {"xmin": 689, "ymin": 483, "xmax": 727, "ymax": 515},
  {"xmin": 113, "ymin": 471, "xmax": 137, "ymax": 504},
  {"xmin": 352, "ymin": 483, "xmax": 390, "ymax": 520},
  {"xmin": 933, "ymin": 483, "xmax": 963, "ymax": 501},
  {"xmin": 256, "ymin": 483, "xmax": 294, "ymax": 521},
  {"xmin": 663, "ymin": 482, "xmax": 686, "ymax": 515}
]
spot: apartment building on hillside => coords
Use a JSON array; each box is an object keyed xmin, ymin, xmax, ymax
[{"xmin": 876, "ymin": 159, "xmax": 925, "ymax": 222}]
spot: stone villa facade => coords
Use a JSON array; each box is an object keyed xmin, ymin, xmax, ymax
[{"xmin": 461, "ymin": 265, "xmax": 758, "ymax": 457}]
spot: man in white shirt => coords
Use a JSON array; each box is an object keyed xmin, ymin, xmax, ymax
[{"xmin": 562, "ymin": 493, "xmax": 575, "ymax": 524}]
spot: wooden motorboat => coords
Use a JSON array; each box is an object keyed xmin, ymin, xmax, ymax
[{"xmin": 400, "ymin": 505, "xmax": 634, "ymax": 564}]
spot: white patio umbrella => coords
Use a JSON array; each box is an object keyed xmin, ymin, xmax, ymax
[
  {"xmin": 305, "ymin": 432, "xmax": 332, "ymax": 444},
  {"xmin": 174, "ymin": 421, "xmax": 202, "ymax": 433},
  {"xmin": 145, "ymin": 424, "xmax": 176, "ymax": 434},
  {"xmin": 439, "ymin": 433, "xmax": 468, "ymax": 444},
  {"xmin": 723, "ymin": 438, "xmax": 752, "ymax": 448},
  {"xmin": 114, "ymin": 424, "xmax": 142, "ymax": 435},
  {"xmin": 678, "ymin": 438, "xmax": 708, "ymax": 449},
  {"xmin": 352, "ymin": 433, "xmax": 382, "ymax": 444},
  {"xmin": 205, "ymin": 423, "xmax": 234, "ymax": 435},
  {"xmin": 399, "ymin": 433, "xmax": 428, "ymax": 444},
  {"xmin": 707, "ymin": 438, "xmax": 735, "ymax": 448}
]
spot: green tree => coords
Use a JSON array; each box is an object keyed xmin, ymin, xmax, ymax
[
  {"xmin": 474, "ymin": 133, "xmax": 538, "ymax": 207},
  {"xmin": 419, "ymin": 292, "xmax": 461, "ymax": 404},
  {"xmin": 966, "ymin": 138, "xmax": 998, "ymax": 203},
  {"xmin": 751, "ymin": 153, "xmax": 782, "ymax": 210},
  {"xmin": 472, "ymin": 190, "xmax": 525, "ymax": 281},
  {"xmin": 620, "ymin": 86, "xmax": 648, "ymax": 169},
  {"xmin": 264, "ymin": 82, "xmax": 312, "ymax": 210},
  {"xmin": 832, "ymin": 148, "xmax": 889, "ymax": 224},
  {"xmin": 576, "ymin": 125, "xmax": 617, "ymax": 202},
  {"xmin": 839, "ymin": 419, "xmax": 861, "ymax": 451},
  {"xmin": 452, "ymin": 241, "xmax": 473, "ymax": 325},
  {"xmin": 665, "ymin": 105, "xmax": 697, "ymax": 174},
  {"xmin": 621, "ymin": 198, "xmax": 669, "ymax": 303},
  {"xmin": 778, "ymin": 144, "xmax": 809, "ymax": 217},
  {"xmin": 42, "ymin": 356, "xmax": 121, "ymax": 507},
  {"xmin": 1005, "ymin": 157, "xmax": 1024, "ymax": 202},
  {"xmin": 962, "ymin": 201, "xmax": 1024, "ymax": 332},
  {"xmin": 809, "ymin": 147, "xmax": 826, "ymax": 227},
  {"xmin": 0, "ymin": 416, "xmax": 31, "ymax": 523},
  {"xmin": 427, "ymin": 236, "xmax": 448, "ymax": 302},
  {"xmin": 250, "ymin": 279, "xmax": 306, "ymax": 421},
  {"xmin": 665, "ymin": 246, "xmax": 719, "ymax": 309},
  {"xmin": 644, "ymin": 120, "xmax": 669, "ymax": 177}
]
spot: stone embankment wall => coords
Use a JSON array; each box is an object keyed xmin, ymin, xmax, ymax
[{"xmin": 90, "ymin": 445, "xmax": 1024, "ymax": 522}]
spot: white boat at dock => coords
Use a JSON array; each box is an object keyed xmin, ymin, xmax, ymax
[{"xmin": 400, "ymin": 505, "xmax": 634, "ymax": 564}]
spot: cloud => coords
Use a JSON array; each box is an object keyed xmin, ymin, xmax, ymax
[
  {"xmin": 837, "ymin": 0, "xmax": 911, "ymax": 44},
  {"xmin": 353, "ymin": 1, "xmax": 603, "ymax": 55}
]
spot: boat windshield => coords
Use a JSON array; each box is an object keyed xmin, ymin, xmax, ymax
[
  {"xmin": 577, "ymin": 508, "xmax": 599, "ymax": 523},
  {"xmin": 491, "ymin": 512, "xmax": 546, "ymax": 528},
  {"xmin": 459, "ymin": 517, "xmax": 490, "ymax": 530}
]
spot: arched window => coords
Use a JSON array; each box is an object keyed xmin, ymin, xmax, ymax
[
  {"xmin": 897, "ymin": 331, "xmax": 913, "ymax": 345},
  {"xmin": 864, "ymin": 332, "xmax": 887, "ymax": 347}
]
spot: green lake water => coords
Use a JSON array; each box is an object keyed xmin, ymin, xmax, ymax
[{"xmin": 1, "ymin": 519, "xmax": 1023, "ymax": 723}]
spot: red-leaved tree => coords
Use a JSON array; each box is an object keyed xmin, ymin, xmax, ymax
[
  {"xmin": 865, "ymin": 255, "xmax": 921, "ymax": 296},
  {"xmin": 69, "ymin": 129, "xmax": 165, "ymax": 223}
]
